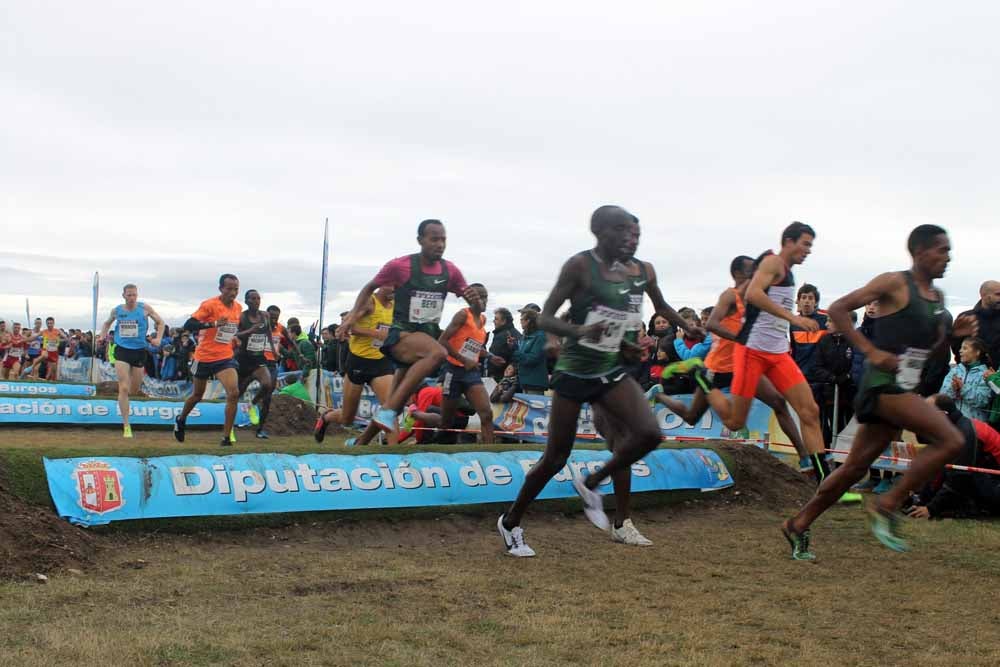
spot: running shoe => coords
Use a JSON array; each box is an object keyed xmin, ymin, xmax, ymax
[
  {"xmin": 689, "ymin": 365, "xmax": 712, "ymax": 394},
  {"xmin": 248, "ymin": 404, "xmax": 260, "ymax": 426},
  {"xmin": 173, "ymin": 416, "xmax": 186, "ymax": 443},
  {"xmin": 372, "ymin": 408, "xmax": 398, "ymax": 433},
  {"xmin": 798, "ymin": 456, "xmax": 814, "ymax": 472},
  {"xmin": 313, "ymin": 415, "xmax": 328, "ymax": 443},
  {"xmin": 660, "ymin": 357, "xmax": 705, "ymax": 381},
  {"xmin": 220, "ymin": 437, "xmax": 232, "ymax": 448},
  {"xmin": 852, "ymin": 477, "xmax": 880, "ymax": 492},
  {"xmin": 781, "ymin": 519, "xmax": 816, "ymax": 561},
  {"xmin": 345, "ymin": 437, "xmax": 358, "ymax": 448},
  {"xmin": 229, "ymin": 429, "xmax": 237, "ymax": 444},
  {"xmin": 572, "ymin": 475, "xmax": 610, "ymax": 531},
  {"xmin": 255, "ymin": 429, "xmax": 269, "ymax": 440},
  {"xmin": 400, "ymin": 405, "xmax": 417, "ymax": 433},
  {"xmin": 123, "ymin": 425, "xmax": 133, "ymax": 439},
  {"xmin": 838, "ymin": 492, "xmax": 863, "ymax": 504},
  {"xmin": 872, "ymin": 477, "xmax": 894, "ymax": 495},
  {"xmin": 644, "ymin": 384, "xmax": 664, "ymax": 406},
  {"xmin": 611, "ymin": 519, "xmax": 653, "ymax": 546},
  {"xmin": 868, "ymin": 506, "xmax": 908, "ymax": 552},
  {"xmin": 497, "ymin": 515, "xmax": 536, "ymax": 558}
]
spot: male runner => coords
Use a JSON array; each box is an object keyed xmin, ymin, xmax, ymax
[
  {"xmin": 657, "ymin": 255, "xmax": 810, "ymax": 461},
  {"xmin": 1, "ymin": 323, "xmax": 28, "ymax": 380},
  {"xmin": 336, "ymin": 219, "xmax": 481, "ymax": 436},
  {"xmin": 235, "ymin": 290, "xmax": 276, "ymax": 439},
  {"xmin": 782, "ymin": 225, "xmax": 976, "ymax": 558},
  {"xmin": 25, "ymin": 318, "xmax": 43, "ymax": 379},
  {"xmin": 174, "ymin": 274, "xmax": 243, "ymax": 447},
  {"xmin": 497, "ymin": 205, "xmax": 702, "ymax": 557},
  {"xmin": 675, "ymin": 223, "xmax": 833, "ymax": 483},
  {"xmin": 97, "ymin": 284, "xmax": 166, "ymax": 438},
  {"xmin": 39, "ymin": 317, "xmax": 68, "ymax": 381},
  {"xmin": 314, "ymin": 286, "xmax": 396, "ymax": 443},
  {"xmin": 437, "ymin": 283, "xmax": 494, "ymax": 444}
]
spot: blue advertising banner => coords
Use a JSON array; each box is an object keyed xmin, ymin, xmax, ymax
[
  {"xmin": 0, "ymin": 397, "xmax": 250, "ymax": 427},
  {"xmin": 0, "ymin": 380, "xmax": 96, "ymax": 397},
  {"xmin": 44, "ymin": 448, "xmax": 734, "ymax": 526}
]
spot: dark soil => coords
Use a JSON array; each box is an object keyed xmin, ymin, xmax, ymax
[
  {"xmin": 0, "ymin": 462, "xmax": 98, "ymax": 580},
  {"xmin": 714, "ymin": 442, "xmax": 815, "ymax": 510},
  {"xmin": 259, "ymin": 394, "xmax": 319, "ymax": 436}
]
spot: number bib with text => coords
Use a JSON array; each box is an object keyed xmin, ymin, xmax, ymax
[
  {"xmin": 579, "ymin": 306, "xmax": 631, "ymax": 353},
  {"xmin": 409, "ymin": 291, "xmax": 445, "ymax": 324},
  {"xmin": 371, "ymin": 324, "xmax": 391, "ymax": 349},
  {"xmin": 247, "ymin": 334, "xmax": 267, "ymax": 353},
  {"xmin": 118, "ymin": 320, "xmax": 139, "ymax": 339},
  {"xmin": 215, "ymin": 323, "xmax": 238, "ymax": 344},
  {"xmin": 459, "ymin": 338, "xmax": 484, "ymax": 362},
  {"xmin": 896, "ymin": 347, "xmax": 929, "ymax": 391}
]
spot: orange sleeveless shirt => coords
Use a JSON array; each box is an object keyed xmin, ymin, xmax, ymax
[
  {"xmin": 704, "ymin": 289, "xmax": 745, "ymax": 373},
  {"xmin": 446, "ymin": 309, "xmax": 487, "ymax": 366}
]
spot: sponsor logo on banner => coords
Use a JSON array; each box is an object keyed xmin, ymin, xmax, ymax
[
  {"xmin": 73, "ymin": 461, "xmax": 125, "ymax": 515},
  {"xmin": 698, "ymin": 452, "xmax": 731, "ymax": 482}
]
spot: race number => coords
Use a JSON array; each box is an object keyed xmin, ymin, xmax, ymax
[
  {"xmin": 409, "ymin": 291, "xmax": 445, "ymax": 324},
  {"xmin": 579, "ymin": 306, "xmax": 630, "ymax": 353},
  {"xmin": 214, "ymin": 323, "xmax": 238, "ymax": 344},
  {"xmin": 459, "ymin": 338, "xmax": 484, "ymax": 362},
  {"xmin": 118, "ymin": 320, "xmax": 139, "ymax": 339},
  {"xmin": 371, "ymin": 324, "xmax": 391, "ymax": 349},
  {"xmin": 247, "ymin": 334, "xmax": 267, "ymax": 353},
  {"xmin": 896, "ymin": 347, "xmax": 929, "ymax": 391}
]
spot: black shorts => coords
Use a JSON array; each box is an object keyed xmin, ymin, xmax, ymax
[
  {"xmin": 345, "ymin": 353, "xmax": 393, "ymax": 387},
  {"xmin": 237, "ymin": 354, "xmax": 266, "ymax": 379},
  {"xmin": 440, "ymin": 362, "xmax": 483, "ymax": 399},
  {"xmin": 709, "ymin": 371, "xmax": 733, "ymax": 390},
  {"xmin": 855, "ymin": 382, "xmax": 907, "ymax": 425},
  {"xmin": 551, "ymin": 369, "xmax": 627, "ymax": 404},
  {"xmin": 114, "ymin": 346, "xmax": 147, "ymax": 369},
  {"xmin": 191, "ymin": 358, "xmax": 239, "ymax": 380}
]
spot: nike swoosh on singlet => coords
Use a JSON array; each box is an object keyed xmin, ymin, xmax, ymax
[
  {"xmin": 618, "ymin": 288, "xmax": 630, "ymax": 294},
  {"xmin": 633, "ymin": 280, "xmax": 647, "ymax": 287},
  {"xmin": 433, "ymin": 279, "xmax": 446, "ymax": 285}
]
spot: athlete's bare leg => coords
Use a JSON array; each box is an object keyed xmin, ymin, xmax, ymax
[
  {"xmin": 114, "ymin": 361, "xmax": 143, "ymax": 428},
  {"xmin": 657, "ymin": 390, "xmax": 709, "ymax": 426},
  {"xmin": 353, "ymin": 370, "xmax": 403, "ymax": 446},
  {"xmin": 754, "ymin": 377, "xmax": 809, "ymax": 459},
  {"xmin": 582, "ymin": 378, "xmax": 662, "ymax": 491},
  {"xmin": 466, "ymin": 384, "xmax": 495, "ymax": 444},
  {"xmin": 215, "ymin": 368, "xmax": 240, "ymax": 438},
  {"xmin": 382, "ymin": 332, "xmax": 446, "ymax": 414}
]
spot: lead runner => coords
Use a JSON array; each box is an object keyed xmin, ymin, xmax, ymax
[{"xmin": 497, "ymin": 205, "xmax": 703, "ymax": 557}]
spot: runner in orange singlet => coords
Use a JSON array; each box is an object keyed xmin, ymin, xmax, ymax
[{"xmin": 437, "ymin": 283, "xmax": 494, "ymax": 444}]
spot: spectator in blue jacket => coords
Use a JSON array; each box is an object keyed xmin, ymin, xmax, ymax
[
  {"xmin": 790, "ymin": 283, "xmax": 828, "ymax": 381},
  {"xmin": 941, "ymin": 337, "xmax": 995, "ymax": 422},
  {"xmin": 673, "ymin": 307, "xmax": 712, "ymax": 361},
  {"xmin": 511, "ymin": 307, "xmax": 548, "ymax": 393}
]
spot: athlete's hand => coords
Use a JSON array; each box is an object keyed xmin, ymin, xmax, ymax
[
  {"xmin": 489, "ymin": 354, "xmax": 506, "ymax": 367},
  {"xmin": 684, "ymin": 324, "xmax": 706, "ymax": 341},
  {"xmin": 374, "ymin": 328, "xmax": 389, "ymax": 342},
  {"xmin": 868, "ymin": 349, "xmax": 899, "ymax": 373},
  {"xmin": 953, "ymin": 314, "xmax": 979, "ymax": 339},
  {"xmin": 462, "ymin": 286, "xmax": 482, "ymax": 309},
  {"xmin": 462, "ymin": 358, "xmax": 479, "ymax": 372},
  {"xmin": 148, "ymin": 337, "xmax": 161, "ymax": 348},
  {"xmin": 906, "ymin": 505, "xmax": 931, "ymax": 520},
  {"xmin": 334, "ymin": 322, "xmax": 352, "ymax": 341},
  {"xmin": 577, "ymin": 322, "xmax": 605, "ymax": 342},
  {"xmin": 792, "ymin": 316, "xmax": 820, "ymax": 332}
]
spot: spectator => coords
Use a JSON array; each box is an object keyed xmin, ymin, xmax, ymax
[
  {"xmin": 283, "ymin": 322, "xmax": 316, "ymax": 375},
  {"xmin": 952, "ymin": 281, "xmax": 1000, "ymax": 368},
  {"xmin": 511, "ymin": 307, "xmax": 547, "ymax": 394},
  {"xmin": 173, "ymin": 330, "xmax": 194, "ymax": 381},
  {"xmin": 789, "ymin": 283, "xmax": 828, "ymax": 382},
  {"xmin": 77, "ymin": 331, "xmax": 93, "ymax": 358},
  {"xmin": 700, "ymin": 307, "xmax": 713, "ymax": 328},
  {"xmin": 491, "ymin": 364, "xmax": 520, "ymax": 403},
  {"xmin": 487, "ymin": 307, "xmax": 521, "ymax": 382},
  {"xmin": 940, "ymin": 337, "xmax": 994, "ymax": 422},
  {"xmin": 673, "ymin": 307, "xmax": 712, "ymax": 361},
  {"xmin": 320, "ymin": 325, "xmax": 339, "ymax": 373},
  {"xmin": 648, "ymin": 313, "xmax": 685, "ymax": 392},
  {"xmin": 813, "ymin": 314, "xmax": 855, "ymax": 444},
  {"xmin": 338, "ymin": 312, "xmax": 350, "ymax": 373}
]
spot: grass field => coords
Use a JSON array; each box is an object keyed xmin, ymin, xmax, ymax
[{"xmin": 2, "ymin": 427, "xmax": 1000, "ymax": 666}]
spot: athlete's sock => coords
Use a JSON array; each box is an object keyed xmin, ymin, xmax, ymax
[{"xmin": 812, "ymin": 453, "xmax": 831, "ymax": 484}]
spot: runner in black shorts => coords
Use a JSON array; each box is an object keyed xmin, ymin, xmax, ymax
[
  {"xmin": 235, "ymin": 290, "xmax": 275, "ymax": 439},
  {"xmin": 783, "ymin": 225, "xmax": 978, "ymax": 558}
]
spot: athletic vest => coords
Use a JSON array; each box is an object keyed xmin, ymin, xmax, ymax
[
  {"xmin": 392, "ymin": 254, "xmax": 450, "ymax": 336},
  {"xmin": 239, "ymin": 311, "xmax": 271, "ymax": 359},
  {"xmin": 705, "ymin": 289, "xmax": 744, "ymax": 373},
  {"xmin": 27, "ymin": 330, "xmax": 42, "ymax": 355},
  {"xmin": 4, "ymin": 334, "xmax": 26, "ymax": 360},
  {"xmin": 739, "ymin": 253, "xmax": 794, "ymax": 354},
  {"xmin": 350, "ymin": 294, "xmax": 393, "ymax": 360},
  {"xmin": 264, "ymin": 323, "xmax": 285, "ymax": 362},
  {"xmin": 862, "ymin": 271, "xmax": 945, "ymax": 392},
  {"xmin": 114, "ymin": 303, "xmax": 149, "ymax": 349},
  {"xmin": 446, "ymin": 308, "xmax": 487, "ymax": 366},
  {"xmin": 554, "ymin": 251, "xmax": 631, "ymax": 378},
  {"xmin": 623, "ymin": 260, "xmax": 649, "ymax": 343}
]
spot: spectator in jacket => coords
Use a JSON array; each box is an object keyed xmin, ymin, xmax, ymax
[
  {"xmin": 491, "ymin": 363, "xmax": 520, "ymax": 403},
  {"xmin": 813, "ymin": 315, "xmax": 855, "ymax": 443},
  {"xmin": 790, "ymin": 283, "xmax": 828, "ymax": 381},
  {"xmin": 940, "ymin": 337, "xmax": 995, "ymax": 422},
  {"xmin": 283, "ymin": 322, "xmax": 316, "ymax": 375},
  {"xmin": 487, "ymin": 307, "xmax": 521, "ymax": 382},
  {"xmin": 952, "ymin": 281, "xmax": 1000, "ymax": 367},
  {"xmin": 673, "ymin": 307, "xmax": 712, "ymax": 361},
  {"xmin": 511, "ymin": 308, "xmax": 547, "ymax": 393}
]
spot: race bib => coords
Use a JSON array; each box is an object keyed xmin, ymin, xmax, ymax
[
  {"xmin": 459, "ymin": 338, "xmax": 484, "ymax": 362},
  {"xmin": 578, "ymin": 306, "xmax": 631, "ymax": 353},
  {"xmin": 7, "ymin": 347, "xmax": 22, "ymax": 359},
  {"xmin": 118, "ymin": 320, "xmax": 139, "ymax": 339},
  {"xmin": 371, "ymin": 324, "xmax": 391, "ymax": 349},
  {"xmin": 46, "ymin": 340, "xmax": 59, "ymax": 351},
  {"xmin": 626, "ymin": 294, "xmax": 644, "ymax": 332},
  {"xmin": 214, "ymin": 323, "xmax": 237, "ymax": 344},
  {"xmin": 409, "ymin": 291, "xmax": 445, "ymax": 324},
  {"xmin": 896, "ymin": 347, "xmax": 929, "ymax": 391},
  {"xmin": 247, "ymin": 334, "xmax": 267, "ymax": 353}
]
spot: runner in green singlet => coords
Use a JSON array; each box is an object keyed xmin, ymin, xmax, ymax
[
  {"xmin": 782, "ymin": 225, "xmax": 978, "ymax": 559},
  {"xmin": 497, "ymin": 206, "xmax": 703, "ymax": 557}
]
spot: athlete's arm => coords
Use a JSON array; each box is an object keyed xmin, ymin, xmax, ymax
[
  {"xmin": 98, "ymin": 308, "xmax": 117, "ymax": 343},
  {"xmin": 438, "ymin": 311, "xmax": 476, "ymax": 370},
  {"xmin": 347, "ymin": 301, "xmax": 380, "ymax": 337},
  {"xmin": 337, "ymin": 281, "xmax": 380, "ymax": 341},
  {"xmin": 642, "ymin": 263, "xmax": 705, "ymax": 340},
  {"xmin": 537, "ymin": 256, "xmax": 602, "ymax": 341},
  {"xmin": 705, "ymin": 289, "xmax": 738, "ymax": 341},
  {"xmin": 145, "ymin": 305, "xmax": 166, "ymax": 347},
  {"xmin": 746, "ymin": 256, "xmax": 817, "ymax": 332},
  {"xmin": 828, "ymin": 272, "xmax": 905, "ymax": 370}
]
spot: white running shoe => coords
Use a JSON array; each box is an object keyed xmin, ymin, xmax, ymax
[
  {"xmin": 497, "ymin": 515, "xmax": 536, "ymax": 558},
  {"xmin": 611, "ymin": 519, "xmax": 653, "ymax": 546},
  {"xmin": 572, "ymin": 476, "xmax": 610, "ymax": 531}
]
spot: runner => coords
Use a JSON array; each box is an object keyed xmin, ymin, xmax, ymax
[
  {"xmin": 24, "ymin": 318, "xmax": 43, "ymax": 379},
  {"xmin": 436, "ymin": 283, "xmax": 494, "ymax": 444},
  {"xmin": 336, "ymin": 219, "xmax": 481, "ymax": 439},
  {"xmin": 314, "ymin": 286, "xmax": 395, "ymax": 443},
  {"xmin": 656, "ymin": 255, "xmax": 811, "ymax": 462},
  {"xmin": 97, "ymin": 284, "xmax": 166, "ymax": 438},
  {"xmin": 39, "ymin": 317, "xmax": 68, "ymax": 382},
  {"xmin": 235, "ymin": 290, "xmax": 276, "ymax": 439},
  {"xmin": 671, "ymin": 223, "xmax": 833, "ymax": 484},
  {"xmin": 174, "ymin": 274, "xmax": 243, "ymax": 447},
  {"xmin": 0, "ymin": 322, "xmax": 28, "ymax": 380},
  {"xmin": 782, "ymin": 224, "xmax": 977, "ymax": 558},
  {"xmin": 497, "ymin": 205, "xmax": 703, "ymax": 557}
]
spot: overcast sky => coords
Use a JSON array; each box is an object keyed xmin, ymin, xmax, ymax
[{"xmin": 3, "ymin": 2, "xmax": 997, "ymax": 330}]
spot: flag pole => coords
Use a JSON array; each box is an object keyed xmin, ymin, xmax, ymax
[
  {"xmin": 91, "ymin": 272, "xmax": 100, "ymax": 383},
  {"xmin": 316, "ymin": 218, "xmax": 329, "ymax": 407}
]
